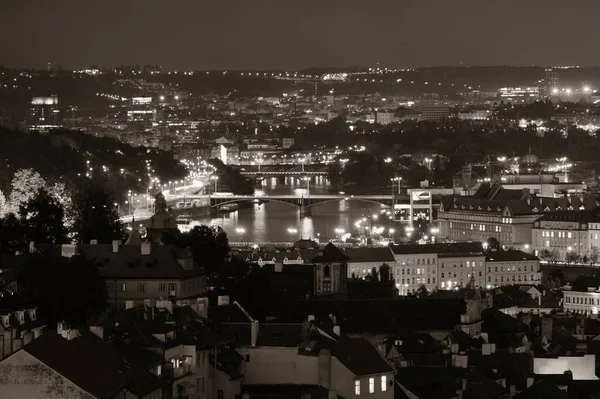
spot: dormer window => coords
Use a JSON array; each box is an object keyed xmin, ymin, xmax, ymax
[
  {"xmin": 544, "ymin": 207, "xmax": 550, "ymax": 212},
  {"xmin": 532, "ymin": 207, "xmax": 538, "ymax": 213},
  {"xmin": 478, "ymin": 206, "xmax": 482, "ymax": 211},
  {"xmin": 323, "ymin": 265, "xmax": 331, "ymax": 279}
]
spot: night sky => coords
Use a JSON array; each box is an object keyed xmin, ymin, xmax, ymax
[{"xmin": 2, "ymin": 0, "xmax": 600, "ymax": 70}]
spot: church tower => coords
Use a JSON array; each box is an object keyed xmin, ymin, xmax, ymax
[{"xmin": 312, "ymin": 243, "xmax": 350, "ymax": 299}]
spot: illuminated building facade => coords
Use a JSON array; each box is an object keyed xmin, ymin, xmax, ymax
[
  {"xmin": 418, "ymin": 104, "xmax": 450, "ymax": 121},
  {"xmin": 26, "ymin": 95, "xmax": 62, "ymax": 132},
  {"xmin": 485, "ymin": 250, "xmax": 540, "ymax": 287},
  {"xmin": 391, "ymin": 242, "xmax": 485, "ymax": 295},
  {"xmin": 544, "ymin": 68, "xmax": 560, "ymax": 97},
  {"xmin": 498, "ymin": 87, "xmax": 540, "ymax": 103},
  {"xmin": 531, "ymin": 211, "xmax": 600, "ymax": 260}
]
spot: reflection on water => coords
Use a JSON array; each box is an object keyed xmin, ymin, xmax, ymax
[{"xmin": 191, "ymin": 176, "xmax": 383, "ymax": 242}]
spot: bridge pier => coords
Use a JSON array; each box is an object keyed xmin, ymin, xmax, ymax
[{"xmin": 300, "ymin": 205, "xmax": 311, "ymax": 217}]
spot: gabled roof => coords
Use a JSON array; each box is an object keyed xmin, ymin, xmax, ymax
[
  {"xmin": 331, "ymin": 338, "xmax": 393, "ymax": 377},
  {"xmin": 76, "ymin": 244, "xmax": 204, "ymax": 279},
  {"xmin": 22, "ymin": 331, "xmax": 163, "ymax": 399},
  {"xmin": 311, "ymin": 243, "xmax": 351, "ymax": 263},
  {"xmin": 569, "ymin": 275, "xmax": 600, "ymax": 293}
]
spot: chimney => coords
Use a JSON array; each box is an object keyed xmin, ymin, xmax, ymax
[
  {"xmin": 65, "ymin": 329, "xmax": 80, "ymax": 340},
  {"xmin": 332, "ymin": 325, "xmax": 341, "ymax": 336},
  {"xmin": 15, "ymin": 310, "xmax": 24, "ymax": 325},
  {"xmin": 217, "ymin": 295, "xmax": 230, "ymax": 306},
  {"xmin": 274, "ymin": 263, "xmax": 283, "ymax": 272},
  {"xmin": 29, "ymin": 241, "xmax": 36, "ymax": 254},
  {"xmin": 90, "ymin": 326, "xmax": 104, "ymax": 340},
  {"xmin": 90, "ymin": 239, "xmax": 99, "ymax": 245},
  {"xmin": 57, "ymin": 321, "xmax": 67, "ymax": 335},
  {"xmin": 141, "ymin": 241, "xmax": 152, "ymax": 255},
  {"xmin": 112, "ymin": 240, "xmax": 122, "ymax": 253},
  {"xmin": 308, "ymin": 314, "xmax": 316, "ymax": 322},
  {"xmin": 250, "ymin": 320, "xmax": 259, "ymax": 347},
  {"xmin": 526, "ymin": 377, "xmax": 534, "ymax": 388}
]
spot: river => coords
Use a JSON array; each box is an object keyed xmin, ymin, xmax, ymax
[{"xmin": 188, "ymin": 176, "xmax": 385, "ymax": 243}]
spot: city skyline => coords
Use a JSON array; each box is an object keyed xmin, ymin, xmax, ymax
[{"xmin": 3, "ymin": 0, "xmax": 600, "ymax": 70}]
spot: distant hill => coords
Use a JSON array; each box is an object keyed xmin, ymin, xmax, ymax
[{"xmin": 0, "ymin": 128, "xmax": 186, "ymax": 199}]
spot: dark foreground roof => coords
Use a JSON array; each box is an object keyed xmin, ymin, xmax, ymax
[
  {"xmin": 23, "ymin": 331, "xmax": 163, "ymax": 399},
  {"xmin": 331, "ymin": 338, "xmax": 393, "ymax": 377}
]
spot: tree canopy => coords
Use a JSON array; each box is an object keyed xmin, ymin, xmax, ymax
[{"xmin": 71, "ymin": 183, "xmax": 124, "ymax": 244}]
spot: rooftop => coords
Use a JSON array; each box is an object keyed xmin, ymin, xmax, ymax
[{"xmin": 23, "ymin": 331, "xmax": 163, "ymax": 399}]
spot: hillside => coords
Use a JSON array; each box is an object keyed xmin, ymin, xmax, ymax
[{"xmin": 0, "ymin": 128, "xmax": 186, "ymax": 199}]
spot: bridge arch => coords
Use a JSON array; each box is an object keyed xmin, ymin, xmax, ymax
[
  {"xmin": 209, "ymin": 197, "xmax": 302, "ymax": 209},
  {"xmin": 304, "ymin": 197, "xmax": 392, "ymax": 208}
]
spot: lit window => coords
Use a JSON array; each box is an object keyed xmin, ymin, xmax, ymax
[
  {"xmin": 355, "ymin": 380, "xmax": 360, "ymax": 395},
  {"xmin": 381, "ymin": 376, "xmax": 387, "ymax": 391},
  {"xmin": 568, "ymin": 232, "xmax": 572, "ymax": 239},
  {"xmin": 369, "ymin": 378, "xmax": 375, "ymax": 393}
]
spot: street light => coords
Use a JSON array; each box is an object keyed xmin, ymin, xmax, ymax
[
  {"xmin": 287, "ymin": 227, "xmax": 298, "ymax": 241},
  {"xmin": 335, "ymin": 228, "xmax": 345, "ymax": 238},
  {"xmin": 209, "ymin": 175, "xmax": 219, "ymax": 193},
  {"xmin": 235, "ymin": 227, "xmax": 246, "ymax": 241}
]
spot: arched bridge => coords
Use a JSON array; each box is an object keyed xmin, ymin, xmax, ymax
[
  {"xmin": 183, "ymin": 194, "xmax": 396, "ymax": 216},
  {"xmin": 239, "ymin": 171, "xmax": 328, "ymax": 177}
]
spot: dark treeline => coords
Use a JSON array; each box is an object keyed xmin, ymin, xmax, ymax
[{"xmin": 0, "ymin": 128, "xmax": 186, "ymax": 200}]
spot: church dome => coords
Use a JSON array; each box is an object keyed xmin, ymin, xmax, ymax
[{"xmin": 520, "ymin": 153, "xmax": 539, "ymax": 165}]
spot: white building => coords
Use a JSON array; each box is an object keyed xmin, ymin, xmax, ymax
[
  {"xmin": 563, "ymin": 275, "xmax": 600, "ymax": 315},
  {"xmin": 532, "ymin": 211, "xmax": 600, "ymax": 261},
  {"xmin": 390, "ymin": 243, "xmax": 485, "ymax": 295},
  {"xmin": 485, "ymin": 250, "xmax": 541, "ymax": 287}
]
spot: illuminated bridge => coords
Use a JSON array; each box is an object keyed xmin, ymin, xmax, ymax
[
  {"xmin": 239, "ymin": 171, "xmax": 328, "ymax": 177},
  {"xmin": 122, "ymin": 189, "xmax": 453, "ymax": 223},
  {"xmin": 170, "ymin": 192, "xmax": 443, "ymax": 218}
]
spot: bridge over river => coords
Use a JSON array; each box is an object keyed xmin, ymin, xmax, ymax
[{"xmin": 121, "ymin": 188, "xmax": 454, "ymax": 224}]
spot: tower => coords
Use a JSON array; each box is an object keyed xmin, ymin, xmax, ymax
[
  {"xmin": 544, "ymin": 68, "xmax": 559, "ymax": 97},
  {"xmin": 312, "ymin": 243, "xmax": 350, "ymax": 299}
]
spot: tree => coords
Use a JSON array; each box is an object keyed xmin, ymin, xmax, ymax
[
  {"xmin": 591, "ymin": 246, "xmax": 600, "ymax": 264},
  {"xmin": 17, "ymin": 254, "xmax": 108, "ymax": 327},
  {"xmin": 48, "ymin": 182, "xmax": 74, "ymax": 230},
  {"xmin": 542, "ymin": 268, "xmax": 565, "ymax": 289},
  {"xmin": 369, "ymin": 266, "xmax": 379, "ymax": 282},
  {"xmin": 379, "ymin": 263, "xmax": 392, "ymax": 283},
  {"xmin": 550, "ymin": 249, "xmax": 561, "ymax": 263},
  {"xmin": 8, "ymin": 168, "xmax": 47, "ymax": 214},
  {"xmin": 416, "ymin": 284, "xmax": 429, "ymax": 298},
  {"xmin": 486, "ymin": 237, "xmax": 501, "ymax": 251},
  {"xmin": 565, "ymin": 251, "xmax": 579, "ymax": 264},
  {"xmin": 0, "ymin": 213, "xmax": 26, "ymax": 254},
  {"xmin": 71, "ymin": 184, "xmax": 123, "ymax": 244},
  {"xmin": 18, "ymin": 188, "xmax": 67, "ymax": 245},
  {"xmin": 179, "ymin": 225, "xmax": 230, "ymax": 273},
  {"xmin": 539, "ymin": 249, "xmax": 553, "ymax": 262},
  {"xmin": 432, "ymin": 155, "xmax": 444, "ymax": 184}
]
